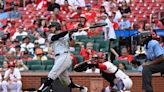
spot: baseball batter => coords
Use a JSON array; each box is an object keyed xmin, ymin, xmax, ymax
[
  {"xmin": 38, "ymin": 22, "xmax": 88, "ymax": 92},
  {"xmin": 84, "ymin": 52, "xmax": 133, "ymax": 92}
]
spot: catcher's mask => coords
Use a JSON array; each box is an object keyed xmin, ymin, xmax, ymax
[
  {"xmin": 92, "ymin": 52, "xmax": 105, "ymax": 63},
  {"xmin": 97, "ymin": 52, "xmax": 105, "ymax": 59},
  {"xmin": 139, "ymin": 32, "xmax": 152, "ymax": 46},
  {"xmin": 48, "ymin": 22, "xmax": 61, "ymax": 33}
]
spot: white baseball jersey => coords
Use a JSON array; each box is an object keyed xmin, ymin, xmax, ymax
[
  {"xmin": 0, "ymin": 73, "xmax": 2, "ymax": 81},
  {"xmin": 103, "ymin": 18, "xmax": 116, "ymax": 40},
  {"xmin": 56, "ymin": 0, "xmax": 85, "ymax": 7},
  {"xmin": 4, "ymin": 68, "xmax": 21, "ymax": 81},
  {"xmin": 103, "ymin": 61, "xmax": 133, "ymax": 90},
  {"xmin": 21, "ymin": 43, "xmax": 34, "ymax": 54},
  {"xmin": 48, "ymin": 33, "xmax": 70, "ymax": 54}
]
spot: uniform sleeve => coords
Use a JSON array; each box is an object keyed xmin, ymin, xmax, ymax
[
  {"xmin": 4, "ymin": 70, "xmax": 9, "ymax": 79},
  {"xmin": 15, "ymin": 69, "xmax": 21, "ymax": 79},
  {"xmin": 49, "ymin": 31, "xmax": 69, "ymax": 41},
  {"xmin": 0, "ymin": 74, "xmax": 2, "ymax": 81},
  {"xmin": 47, "ymin": 34, "xmax": 54, "ymax": 42},
  {"xmin": 98, "ymin": 63, "xmax": 107, "ymax": 70},
  {"xmin": 63, "ymin": 33, "xmax": 70, "ymax": 41},
  {"xmin": 154, "ymin": 43, "xmax": 164, "ymax": 57}
]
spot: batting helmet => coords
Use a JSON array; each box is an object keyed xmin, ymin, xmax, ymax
[{"xmin": 48, "ymin": 22, "xmax": 61, "ymax": 31}]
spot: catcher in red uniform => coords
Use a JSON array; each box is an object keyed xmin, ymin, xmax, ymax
[{"xmin": 74, "ymin": 52, "xmax": 133, "ymax": 92}]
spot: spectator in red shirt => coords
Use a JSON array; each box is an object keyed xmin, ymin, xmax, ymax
[
  {"xmin": 49, "ymin": 6, "xmax": 63, "ymax": 23},
  {"xmin": 3, "ymin": 20, "xmax": 17, "ymax": 37},
  {"xmin": 87, "ymin": 27, "xmax": 100, "ymax": 37},
  {"xmin": 118, "ymin": 47, "xmax": 134, "ymax": 63},
  {"xmin": 91, "ymin": 0, "xmax": 101, "ymax": 12},
  {"xmin": 70, "ymin": 53, "xmax": 78, "ymax": 66},
  {"xmin": 79, "ymin": 42, "xmax": 96, "ymax": 61},
  {"xmin": 83, "ymin": 4, "xmax": 96, "ymax": 23},
  {"xmin": 21, "ymin": 51, "xmax": 32, "ymax": 61},
  {"xmin": 70, "ymin": 7, "xmax": 82, "ymax": 22},
  {"xmin": 61, "ymin": 0, "xmax": 71, "ymax": 14}
]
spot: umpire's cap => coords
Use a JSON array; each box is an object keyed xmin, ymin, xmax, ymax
[{"xmin": 48, "ymin": 22, "xmax": 61, "ymax": 30}]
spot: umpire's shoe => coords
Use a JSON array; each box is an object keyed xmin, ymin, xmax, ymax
[{"xmin": 80, "ymin": 86, "xmax": 88, "ymax": 92}]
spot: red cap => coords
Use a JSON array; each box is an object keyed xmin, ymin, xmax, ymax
[
  {"xmin": 8, "ymin": 62, "xmax": 16, "ymax": 67},
  {"xmin": 97, "ymin": 52, "xmax": 105, "ymax": 59}
]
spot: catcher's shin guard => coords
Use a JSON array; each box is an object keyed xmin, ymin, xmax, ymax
[
  {"xmin": 68, "ymin": 82, "xmax": 83, "ymax": 89},
  {"xmin": 68, "ymin": 81, "xmax": 88, "ymax": 92},
  {"xmin": 38, "ymin": 77, "xmax": 53, "ymax": 92}
]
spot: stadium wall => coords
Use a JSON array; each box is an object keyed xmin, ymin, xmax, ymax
[{"xmin": 22, "ymin": 72, "xmax": 164, "ymax": 92}]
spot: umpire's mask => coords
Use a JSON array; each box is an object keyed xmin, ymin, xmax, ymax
[{"xmin": 139, "ymin": 32, "xmax": 152, "ymax": 46}]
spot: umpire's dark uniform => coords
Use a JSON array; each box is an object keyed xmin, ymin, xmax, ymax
[{"xmin": 141, "ymin": 32, "xmax": 164, "ymax": 92}]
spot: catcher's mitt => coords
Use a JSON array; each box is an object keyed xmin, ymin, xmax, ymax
[{"xmin": 74, "ymin": 62, "xmax": 89, "ymax": 72}]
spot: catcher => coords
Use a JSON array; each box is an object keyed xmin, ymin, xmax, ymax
[{"xmin": 74, "ymin": 52, "xmax": 133, "ymax": 92}]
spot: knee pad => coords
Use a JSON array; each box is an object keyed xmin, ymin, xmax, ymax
[{"xmin": 114, "ymin": 78, "xmax": 125, "ymax": 91}]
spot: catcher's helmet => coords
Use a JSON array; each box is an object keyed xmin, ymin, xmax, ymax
[
  {"xmin": 92, "ymin": 52, "xmax": 105, "ymax": 59},
  {"xmin": 48, "ymin": 22, "xmax": 61, "ymax": 30},
  {"xmin": 96, "ymin": 52, "xmax": 105, "ymax": 59}
]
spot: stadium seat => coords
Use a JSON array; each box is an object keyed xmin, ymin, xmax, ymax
[
  {"xmin": 126, "ymin": 65, "xmax": 132, "ymax": 70},
  {"xmin": 0, "ymin": 56, "xmax": 4, "ymax": 65},
  {"xmin": 113, "ymin": 60, "xmax": 128, "ymax": 66},
  {"xmin": 30, "ymin": 65, "xmax": 46, "ymax": 71},
  {"xmin": 46, "ymin": 65, "xmax": 53, "ymax": 71},
  {"xmin": 29, "ymin": 35, "xmax": 36, "ymax": 43},
  {"xmin": 93, "ymin": 43, "xmax": 100, "ymax": 52},
  {"xmin": 71, "ymin": 51, "xmax": 79, "ymax": 55},
  {"xmin": 75, "ymin": 35, "xmax": 88, "ymax": 41},
  {"xmin": 75, "ymin": 55, "xmax": 84, "ymax": 63},
  {"xmin": 0, "ymin": 56, "xmax": 4, "ymax": 61},
  {"xmin": 75, "ymin": 45, "xmax": 81, "ymax": 53},
  {"xmin": 95, "ymin": 39, "xmax": 109, "ymax": 52},
  {"xmin": 90, "ymin": 35, "xmax": 104, "ymax": 40},
  {"xmin": 16, "ymin": 35, "xmax": 25, "ymax": 41},
  {"xmin": 42, "ymin": 60, "xmax": 54, "ymax": 65},
  {"xmin": 80, "ymin": 39, "xmax": 94, "ymax": 45},
  {"xmin": 23, "ymin": 60, "xmax": 27, "ymax": 65},
  {"xmin": 27, "ymin": 60, "xmax": 41, "ymax": 66},
  {"xmin": 112, "ymin": 37, "xmax": 120, "ymax": 48}
]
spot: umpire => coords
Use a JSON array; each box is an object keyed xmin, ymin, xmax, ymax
[{"xmin": 140, "ymin": 32, "xmax": 164, "ymax": 92}]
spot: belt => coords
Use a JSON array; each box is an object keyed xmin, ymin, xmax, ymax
[
  {"xmin": 55, "ymin": 51, "xmax": 68, "ymax": 57},
  {"xmin": 114, "ymin": 68, "xmax": 119, "ymax": 74}
]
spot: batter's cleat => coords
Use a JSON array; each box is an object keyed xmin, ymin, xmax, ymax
[
  {"xmin": 38, "ymin": 84, "xmax": 50, "ymax": 92},
  {"xmin": 80, "ymin": 86, "xmax": 88, "ymax": 92}
]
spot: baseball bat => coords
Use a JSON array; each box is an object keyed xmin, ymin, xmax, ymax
[{"xmin": 78, "ymin": 23, "xmax": 107, "ymax": 31}]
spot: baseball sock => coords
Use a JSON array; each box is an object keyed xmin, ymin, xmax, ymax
[{"xmin": 38, "ymin": 77, "xmax": 53, "ymax": 91}]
